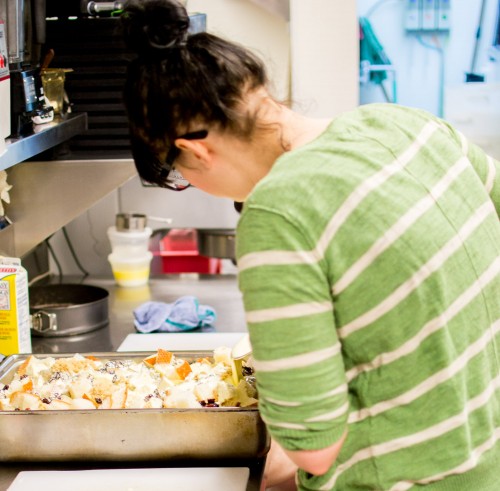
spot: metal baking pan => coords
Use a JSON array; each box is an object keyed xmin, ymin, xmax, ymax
[
  {"xmin": 29, "ymin": 284, "xmax": 109, "ymax": 337},
  {"xmin": 0, "ymin": 351, "xmax": 269, "ymax": 463}
]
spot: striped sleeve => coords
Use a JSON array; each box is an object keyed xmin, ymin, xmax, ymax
[{"xmin": 237, "ymin": 206, "xmax": 349, "ymax": 451}]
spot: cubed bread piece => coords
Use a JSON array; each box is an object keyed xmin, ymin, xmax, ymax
[
  {"xmin": 46, "ymin": 399, "xmax": 72, "ymax": 410},
  {"xmin": 71, "ymin": 398, "xmax": 97, "ymax": 410},
  {"xmin": 110, "ymin": 386, "xmax": 128, "ymax": 409},
  {"xmin": 9, "ymin": 391, "xmax": 42, "ymax": 410},
  {"xmin": 16, "ymin": 356, "xmax": 33, "ymax": 376}
]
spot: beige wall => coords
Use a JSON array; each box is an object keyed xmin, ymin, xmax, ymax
[
  {"xmin": 290, "ymin": 0, "xmax": 359, "ymax": 117},
  {"xmin": 188, "ymin": 0, "xmax": 291, "ymax": 101},
  {"xmin": 188, "ymin": 0, "xmax": 360, "ymax": 115}
]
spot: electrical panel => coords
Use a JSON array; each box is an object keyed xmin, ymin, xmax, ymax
[
  {"xmin": 404, "ymin": 0, "xmax": 420, "ymax": 30},
  {"xmin": 436, "ymin": 0, "xmax": 451, "ymax": 30},
  {"xmin": 405, "ymin": 0, "xmax": 451, "ymax": 33}
]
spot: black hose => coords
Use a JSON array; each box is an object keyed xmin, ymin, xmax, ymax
[
  {"xmin": 45, "ymin": 238, "xmax": 63, "ymax": 281},
  {"xmin": 62, "ymin": 227, "xmax": 90, "ymax": 277}
]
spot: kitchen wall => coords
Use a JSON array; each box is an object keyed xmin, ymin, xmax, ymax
[
  {"xmin": 358, "ymin": 0, "xmax": 500, "ymax": 158},
  {"xmin": 358, "ymin": 0, "xmax": 499, "ymax": 112},
  {"xmin": 48, "ymin": 0, "xmax": 359, "ymax": 276}
]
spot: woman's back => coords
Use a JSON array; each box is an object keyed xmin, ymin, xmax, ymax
[{"xmin": 237, "ymin": 103, "xmax": 500, "ymax": 490}]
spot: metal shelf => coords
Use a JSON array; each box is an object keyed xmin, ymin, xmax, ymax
[{"xmin": 0, "ymin": 113, "xmax": 88, "ymax": 171}]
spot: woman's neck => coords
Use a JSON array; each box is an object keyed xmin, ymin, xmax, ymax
[
  {"xmin": 237, "ymin": 92, "xmax": 333, "ymax": 199},
  {"xmin": 278, "ymin": 105, "xmax": 332, "ymax": 151}
]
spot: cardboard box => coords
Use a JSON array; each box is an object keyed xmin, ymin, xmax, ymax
[{"xmin": 0, "ymin": 257, "xmax": 31, "ymax": 355}]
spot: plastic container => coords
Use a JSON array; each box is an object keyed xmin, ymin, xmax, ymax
[
  {"xmin": 161, "ymin": 228, "xmax": 198, "ymax": 251},
  {"xmin": 107, "ymin": 222, "xmax": 153, "ymax": 287},
  {"xmin": 107, "ymin": 226, "xmax": 152, "ymax": 257},
  {"xmin": 154, "ymin": 250, "xmax": 222, "ymax": 274},
  {"xmin": 108, "ymin": 251, "xmax": 153, "ymax": 287},
  {"xmin": 150, "ymin": 229, "xmax": 222, "ymax": 274}
]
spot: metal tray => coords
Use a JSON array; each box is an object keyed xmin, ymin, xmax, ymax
[{"xmin": 0, "ymin": 351, "xmax": 269, "ymax": 463}]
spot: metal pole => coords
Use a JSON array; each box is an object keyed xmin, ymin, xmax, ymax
[{"xmin": 469, "ymin": 0, "xmax": 488, "ymax": 74}]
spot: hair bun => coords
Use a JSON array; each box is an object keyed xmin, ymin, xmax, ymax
[{"xmin": 122, "ymin": 0, "xmax": 190, "ymax": 54}]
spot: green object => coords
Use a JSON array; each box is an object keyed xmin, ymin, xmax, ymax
[{"xmin": 359, "ymin": 16, "xmax": 392, "ymax": 84}]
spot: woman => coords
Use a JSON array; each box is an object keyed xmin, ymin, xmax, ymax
[{"xmin": 120, "ymin": 1, "xmax": 500, "ymax": 489}]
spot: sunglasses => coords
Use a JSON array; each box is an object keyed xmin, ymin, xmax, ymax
[{"xmin": 159, "ymin": 130, "xmax": 208, "ymax": 191}]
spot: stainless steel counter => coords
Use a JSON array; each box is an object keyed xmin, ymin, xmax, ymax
[
  {"xmin": 0, "ymin": 274, "xmax": 264, "ymax": 491},
  {"xmin": 30, "ymin": 274, "xmax": 248, "ymax": 354}
]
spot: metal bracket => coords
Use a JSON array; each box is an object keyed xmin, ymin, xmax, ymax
[{"xmin": 30, "ymin": 311, "xmax": 58, "ymax": 333}]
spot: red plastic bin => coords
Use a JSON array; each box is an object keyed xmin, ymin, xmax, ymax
[
  {"xmin": 151, "ymin": 229, "xmax": 222, "ymax": 274},
  {"xmin": 153, "ymin": 250, "xmax": 222, "ymax": 274}
]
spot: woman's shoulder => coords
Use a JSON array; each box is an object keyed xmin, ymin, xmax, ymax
[{"xmin": 332, "ymin": 102, "xmax": 441, "ymax": 132}]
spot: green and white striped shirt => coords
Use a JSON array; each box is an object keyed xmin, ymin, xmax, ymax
[{"xmin": 236, "ymin": 104, "xmax": 500, "ymax": 490}]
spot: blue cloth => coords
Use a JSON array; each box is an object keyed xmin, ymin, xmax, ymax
[{"xmin": 133, "ymin": 296, "xmax": 217, "ymax": 333}]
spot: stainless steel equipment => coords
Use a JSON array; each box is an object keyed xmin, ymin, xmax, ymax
[
  {"xmin": 1, "ymin": 0, "xmax": 50, "ymax": 136},
  {"xmin": 86, "ymin": 1, "xmax": 124, "ymax": 15},
  {"xmin": 4, "ymin": 0, "xmax": 24, "ymax": 65},
  {"xmin": 6, "ymin": 0, "xmax": 46, "ymax": 67},
  {"xmin": 198, "ymin": 229, "xmax": 236, "ymax": 260},
  {"xmin": 29, "ymin": 284, "xmax": 109, "ymax": 337},
  {"xmin": 115, "ymin": 213, "xmax": 147, "ymax": 232},
  {"xmin": 42, "ymin": 11, "xmax": 206, "ymax": 159},
  {"xmin": 10, "ymin": 67, "xmax": 48, "ymax": 135},
  {"xmin": 0, "ymin": 351, "xmax": 269, "ymax": 463}
]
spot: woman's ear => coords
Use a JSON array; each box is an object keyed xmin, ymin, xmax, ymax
[{"xmin": 175, "ymin": 138, "xmax": 211, "ymax": 167}]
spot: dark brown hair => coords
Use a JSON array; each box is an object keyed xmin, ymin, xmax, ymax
[{"xmin": 121, "ymin": 0, "xmax": 268, "ymax": 186}]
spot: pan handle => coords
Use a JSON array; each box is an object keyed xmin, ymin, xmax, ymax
[{"xmin": 31, "ymin": 311, "xmax": 58, "ymax": 333}]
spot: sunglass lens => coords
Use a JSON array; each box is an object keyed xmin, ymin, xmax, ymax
[{"xmin": 166, "ymin": 167, "xmax": 190, "ymax": 191}]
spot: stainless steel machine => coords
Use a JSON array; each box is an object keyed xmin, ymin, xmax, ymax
[
  {"xmin": 42, "ymin": 1, "xmax": 205, "ymax": 159},
  {"xmin": 0, "ymin": 0, "xmax": 52, "ymax": 136}
]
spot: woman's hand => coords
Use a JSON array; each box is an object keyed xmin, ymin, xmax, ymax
[
  {"xmin": 261, "ymin": 427, "xmax": 347, "ymax": 490},
  {"xmin": 261, "ymin": 439, "xmax": 298, "ymax": 491},
  {"xmin": 283, "ymin": 430, "xmax": 347, "ymax": 476}
]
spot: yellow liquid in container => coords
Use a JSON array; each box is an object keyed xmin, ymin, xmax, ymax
[{"xmin": 108, "ymin": 252, "xmax": 152, "ymax": 287}]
